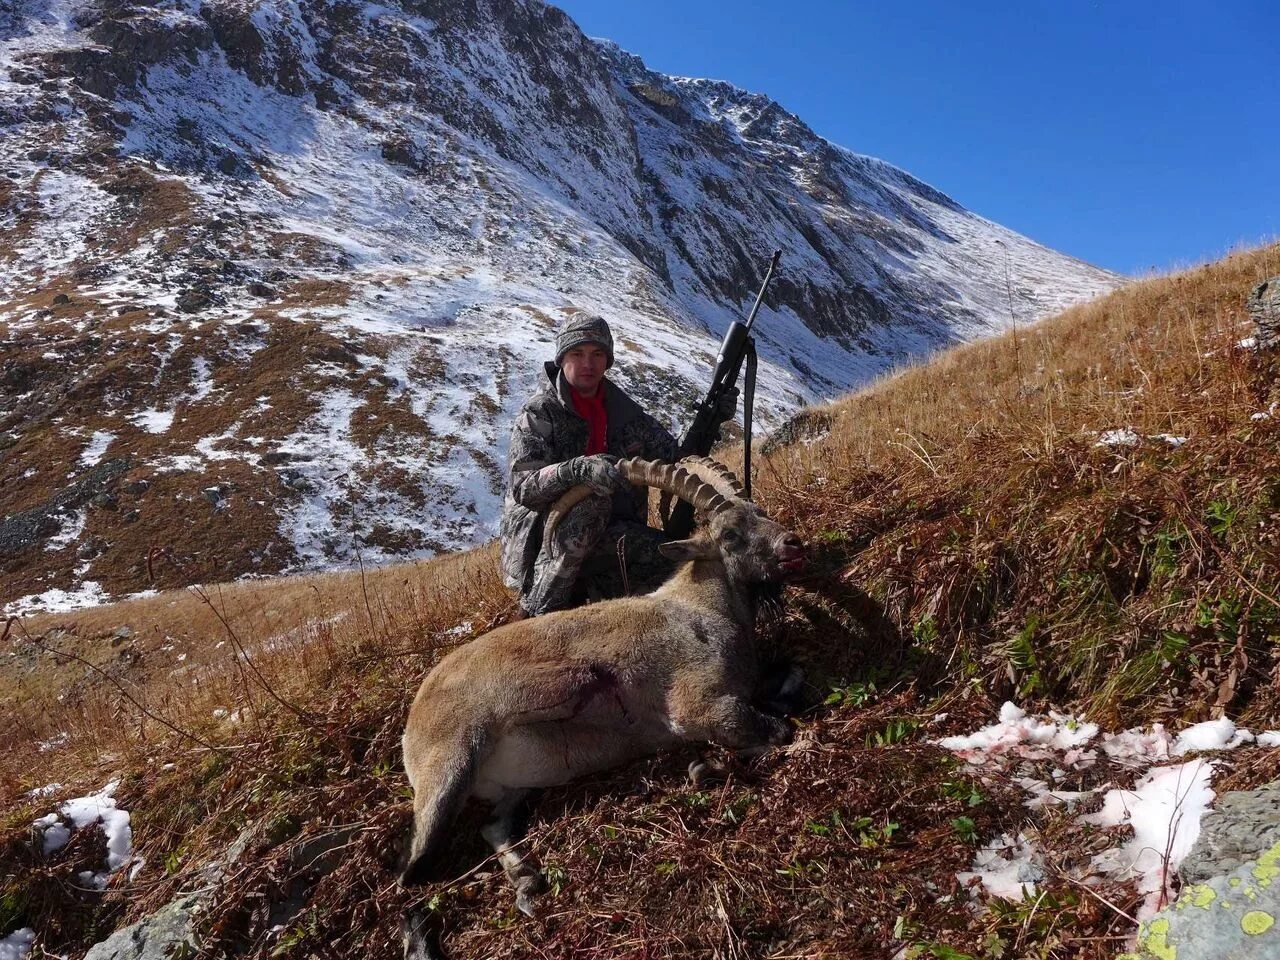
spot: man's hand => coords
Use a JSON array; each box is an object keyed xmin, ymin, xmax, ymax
[
  {"xmin": 715, "ymin": 386, "xmax": 740, "ymax": 424},
  {"xmin": 562, "ymin": 455, "xmax": 629, "ymax": 496}
]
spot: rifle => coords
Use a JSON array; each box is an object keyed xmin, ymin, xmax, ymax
[{"xmin": 666, "ymin": 249, "xmax": 781, "ymax": 539}]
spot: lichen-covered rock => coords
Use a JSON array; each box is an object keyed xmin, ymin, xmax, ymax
[
  {"xmin": 82, "ymin": 893, "xmax": 201, "ymax": 960},
  {"xmin": 1118, "ymin": 841, "xmax": 1280, "ymax": 960},
  {"xmin": 1182, "ymin": 782, "xmax": 1280, "ymax": 885},
  {"xmin": 1248, "ymin": 277, "xmax": 1280, "ymax": 348}
]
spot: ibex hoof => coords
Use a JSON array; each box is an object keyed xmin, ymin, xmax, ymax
[
  {"xmin": 767, "ymin": 718, "xmax": 794, "ymax": 746},
  {"xmin": 513, "ymin": 872, "xmax": 548, "ymax": 918},
  {"xmin": 688, "ymin": 758, "xmax": 728, "ymax": 786}
]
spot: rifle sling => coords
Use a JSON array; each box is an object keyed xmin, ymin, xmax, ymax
[{"xmin": 743, "ymin": 337, "xmax": 756, "ymax": 501}]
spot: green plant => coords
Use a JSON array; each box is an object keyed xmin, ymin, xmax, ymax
[
  {"xmin": 940, "ymin": 779, "xmax": 985, "ymax": 808},
  {"xmin": 722, "ymin": 790, "xmax": 757, "ymax": 824},
  {"xmin": 1205, "ymin": 497, "xmax": 1238, "ymax": 537},
  {"xmin": 950, "ymin": 816, "xmax": 979, "ymax": 844},
  {"xmin": 1006, "ymin": 617, "xmax": 1042, "ymax": 697},
  {"xmin": 867, "ymin": 718, "xmax": 920, "ymax": 747}
]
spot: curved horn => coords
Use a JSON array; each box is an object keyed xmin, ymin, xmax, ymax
[
  {"xmin": 675, "ymin": 456, "xmax": 748, "ymax": 501},
  {"xmin": 619, "ymin": 459, "xmax": 731, "ymax": 517},
  {"xmin": 542, "ymin": 459, "xmax": 731, "ymax": 551}
]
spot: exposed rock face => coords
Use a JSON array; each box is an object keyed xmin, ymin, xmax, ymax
[
  {"xmin": 1122, "ymin": 785, "xmax": 1280, "ymax": 960},
  {"xmin": 1182, "ymin": 782, "xmax": 1280, "ymax": 884},
  {"xmin": 81, "ymin": 893, "xmax": 201, "ymax": 960},
  {"xmin": 0, "ymin": 0, "xmax": 1120, "ymax": 609},
  {"xmin": 1248, "ymin": 277, "xmax": 1279, "ymax": 348}
]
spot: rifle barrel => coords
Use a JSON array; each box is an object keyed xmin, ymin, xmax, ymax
[{"xmin": 742, "ymin": 249, "xmax": 781, "ymax": 336}]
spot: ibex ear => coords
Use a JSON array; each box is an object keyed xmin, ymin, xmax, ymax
[{"xmin": 659, "ymin": 538, "xmax": 719, "ymax": 562}]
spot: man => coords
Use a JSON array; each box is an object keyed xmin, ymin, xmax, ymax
[{"xmin": 500, "ymin": 315, "xmax": 736, "ymax": 617}]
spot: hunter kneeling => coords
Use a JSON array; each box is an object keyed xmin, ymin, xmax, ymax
[{"xmin": 501, "ymin": 315, "xmax": 736, "ymax": 617}]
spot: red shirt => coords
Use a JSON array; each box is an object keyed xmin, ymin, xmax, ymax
[{"xmin": 570, "ymin": 387, "xmax": 608, "ymax": 455}]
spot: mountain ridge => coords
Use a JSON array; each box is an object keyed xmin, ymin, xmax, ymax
[{"xmin": 0, "ymin": 0, "xmax": 1119, "ymax": 612}]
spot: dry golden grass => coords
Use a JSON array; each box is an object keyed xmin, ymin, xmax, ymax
[
  {"xmin": 758, "ymin": 241, "xmax": 1279, "ymax": 484},
  {"xmin": 0, "ymin": 544, "xmax": 509, "ymax": 800}
]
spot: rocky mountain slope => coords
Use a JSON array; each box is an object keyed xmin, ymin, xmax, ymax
[{"xmin": 0, "ymin": 0, "xmax": 1120, "ymax": 611}]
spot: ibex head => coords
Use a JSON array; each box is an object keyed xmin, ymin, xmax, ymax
[
  {"xmin": 545, "ymin": 455, "xmax": 806, "ymax": 589},
  {"xmin": 660, "ymin": 500, "xmax": 806, "ymax": 585}
]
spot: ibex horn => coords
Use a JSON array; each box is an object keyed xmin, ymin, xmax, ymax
[
  {"xmin": 542, "ymin": 458, "xmax": 732, "ymax": 551},
  {"xmin": 674, "ymin": 456, "xmax": 748, "ymax": 501}
]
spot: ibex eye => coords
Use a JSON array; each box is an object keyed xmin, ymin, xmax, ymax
[{"xmin": 721, "ymin": 529, "xmax": 740, "ymax": 545}]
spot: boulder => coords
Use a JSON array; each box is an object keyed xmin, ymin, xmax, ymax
[
  {"xmin": 1182, "ymin": 782, "xmax": 1280, "ymax": 884},
  {"xmin": 1121, "ymin": 783, "xmax": 1280, "ymax": 960},
  {"xmin": 1248, "ymin": 277, "xmax": 1279, "ymax": 348},
  {"xmin": 1120, "ymin": 842, "xmax": 1280, "ymax": 960},
  {"xmin": 82, "ymin": 893, "xmax": 201, "ymax": 960}
]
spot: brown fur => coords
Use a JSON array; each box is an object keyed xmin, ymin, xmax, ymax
[{"xmin": 399, "ymin": 500, "xmax": 805, "ymax": 905}]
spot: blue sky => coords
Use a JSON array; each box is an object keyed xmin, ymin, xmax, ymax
[{"xmin": 554, "ymin": 0, "xmax": 1277, "ymax": 276}]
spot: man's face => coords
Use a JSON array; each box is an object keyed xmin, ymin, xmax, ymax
[{"xmin": 560, "ymin": 344, "xmax": 609, "ymax": 396}]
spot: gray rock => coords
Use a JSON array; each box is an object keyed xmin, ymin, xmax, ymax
[
  {"xmin": 1122, "ymin": 843, "xmax": 1280, "ymax": 960},
  {"xmin": 82, "ymin": 893, "xmax": 201, "ymax": 960},
  {"xmin": 1124, "ymin": 784, "xmax": 1280, "ymax": 959},
  {"xmin": 760, "ymin": 408, "xmax": 834, "ymax": 455},
  {"xmin": 1182, "ymin": 782, "xmax": 1280, "ymax": 884},
  {"xmin": 1249, "ymin": 277, "xmax": 1280, "ymax": 348},
  {"xmin": 0, "ymin": 458, "xmax": 129, "ymax": 557}
]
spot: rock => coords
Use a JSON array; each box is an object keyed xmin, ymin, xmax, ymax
[
  {"xmin": 91, "ymin": 492, "xmax": 118, "ymax": 510},
  {"xmin": 760, "ymin": 408, "xmax": 834, "ymax": 455},
  {"xmin": 176, "ymin": 288, "xmax": 212, "ymax": 314},
  {"xmin": 246, "ymin": 282, "xmax": 275, "ymax": 299},
  {"xmin": 124, "ymin": 479, "xmax": 150, "ymax": 495},
  {"xmin": 261, "ymin": 451, "xmax": 292, "ymax": 465},
  {"xmin": 1248, "ymin": 277, "xmax": 1279, "ymax": 348},
  {"xmin": 1122, "ymin": 785, "xmax": 1280, "ymax": 960},
  {"xmin": 82, "ymin": 893, "xmax": 201, "ymax": 960},
  {"xmin": 1119, "ymin": 841, "xmax": 1280, "ymax": 960},
  {"xmin": 0, "ymin": 458, "xmax": 129, "ymax": 556},
  {"xmin": 113, "ymin": 626, "xmax": 133, "ymax": 640},
  {"xmin": 215, "ymin": 152, "xmax": 241, "ymax": 176},
  {"xmin": 1183, "ymin": 783, "xmax": 1280, "ymax": 884},
  {"xmin": 77, "ymin": 536, "xmax": 108, "ymax": 560},
  {"xmin": 52, "ymin": 293, "xmax": 71, "ymax": 305},
  {"xmin": 122, "ymin": 509, "xmax": 140, "ymax": 524}
]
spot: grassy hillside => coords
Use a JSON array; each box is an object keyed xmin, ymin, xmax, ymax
[{"xmin": 2, "ymin": 243, "xmax": 1278, "ymax": 959}]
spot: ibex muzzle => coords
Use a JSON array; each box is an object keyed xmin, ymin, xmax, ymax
[{"xmin": 399, "ymin": 457, "xmax": 805, "ymax": 932}]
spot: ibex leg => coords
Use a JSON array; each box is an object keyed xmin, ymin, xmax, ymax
[{"xmin": 480, "ymin": 789, "xmax": 548, "ymax": 918}]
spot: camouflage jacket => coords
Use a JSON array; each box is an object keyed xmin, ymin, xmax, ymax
[{"xmin": 500, "ymin": 362, "xmax": 677, "ymax": 594}]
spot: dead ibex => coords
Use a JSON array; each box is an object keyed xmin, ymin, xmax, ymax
[{"xmin": 399, "ymin": 456, "xmax": 806, "ymax": 920}]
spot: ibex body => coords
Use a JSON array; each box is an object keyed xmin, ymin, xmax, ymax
[{"xmin": 400, "ymin": 458, "xmax": 805, "ymax": 919}]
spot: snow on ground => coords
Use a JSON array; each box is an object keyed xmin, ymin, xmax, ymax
[
  {"xmin": 44, "ymin": 508, "xmax": 86, "ymax": 552},
  {"xmin": 77, "ymin": 430, "xmax": 116, "ymax": 467},
  {"xmin": 0, "ymin": 928, "xmax": 35, "ymax": 960},
  {"xmin": 3, "ymin": 580, "xmax": 109, "ymax": 617},
  {"xmin": 1095, "ymin": 428, "xmax": 1141, "ymax": 448},
  {"xmin": 1085, "ymin": 759, "xmax": 1216, "ymax": 918},
  {"xmin": 940, "ymin": 703, "xmax": 1280, "ymax": 921},
  {"xmin": 31, "ymin": 779, "xmax": 135, "ymax": 889},
  {"xmin": 131, "ymin": 407, "xmax": 176, "ymax": 434}
]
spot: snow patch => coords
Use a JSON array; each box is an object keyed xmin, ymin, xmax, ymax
[
  {"xmin": 32, "ymin": 780, "xmax": 135, "ymax": 886},
  {"xmin": 78, "ymin": 430, "xmax": 116, "ymax": 467},
  {"xmin": 0, "ymin": 929, "xmax": 35, "ymax": 960}
]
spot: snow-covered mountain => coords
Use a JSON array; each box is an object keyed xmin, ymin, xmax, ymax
[{"xmin": 0, "ymin": 0, "xmax": 1121, "ymax": 611}]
